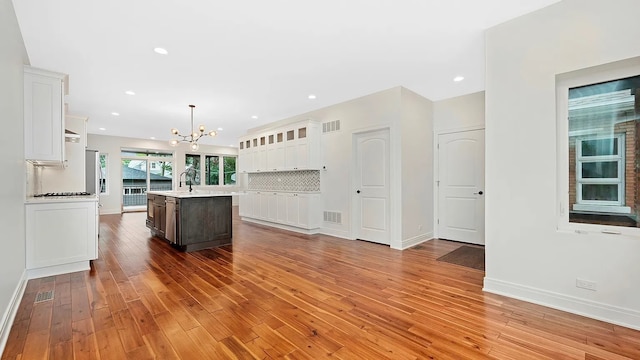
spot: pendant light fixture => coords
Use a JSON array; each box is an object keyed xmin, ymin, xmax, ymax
[{"xmin": 169, "ymin": 104, "xmax": 217, "ymax": 151}]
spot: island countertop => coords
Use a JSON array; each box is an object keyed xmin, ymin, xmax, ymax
[{"xmin": 146, "ymin": 190, "xmax": 239, "ymax": 198}]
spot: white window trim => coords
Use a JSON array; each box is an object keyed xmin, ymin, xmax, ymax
[
  {"xmin": 556, "ymin": 57, "xmax": 640, "ymax": 236},
  {"xmin": 188, "ymin": 153, "xmax": 237, "ymax": 187},
  {"xmin": 575, "ymin": 134, "xmax": 625, "ymax": 206},
  {"xmin": 100, "ymin": 154, "xmax": 109, "ymax": 195}
]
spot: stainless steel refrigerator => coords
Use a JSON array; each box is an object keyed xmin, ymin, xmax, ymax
[
  {"xmin": 85, "ymin": 149, "xmax": 101, "ymax": 195},
  {"xmin": 86, "ymin": 149, "xmax": 101, "ymax": 241}
]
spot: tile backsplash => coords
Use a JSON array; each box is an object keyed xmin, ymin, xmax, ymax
[{"xmin": 248, "ymin": 170, "xmax": 320, "ymax": 192}]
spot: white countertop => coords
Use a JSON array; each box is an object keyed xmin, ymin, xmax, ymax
[
  {"xmin": 147, "ymin": 190, "xmax": 238, "ymax": 198},
  {"xmin": 25, "ymin": 195, "xmax": 99, "ymax": 204}
]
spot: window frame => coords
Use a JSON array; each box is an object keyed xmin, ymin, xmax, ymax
[
  {"xmin": 205, "ymin": 155, "xmax": 220, "ymax": 186},
  {"xmin": 556, "ymin": 57, "xmax": 640, "ymax": 234},
  {"xmin": 186, "ymin": 153, "xmax": 237, "ymax": 187},
  {"xmin": 223, "ymin": 156, "xmax": 237, "ymax": 185},
  {"xmin": 184, "ymin": 153, "xmax": 201, "ymax": 185},
  {"xmin": 99, "ymin": 153, "xmax": 108, "ymax": 195},
  {"xmin": 575, "ymin": 134, "xmax": 625, "ymax": 206}
]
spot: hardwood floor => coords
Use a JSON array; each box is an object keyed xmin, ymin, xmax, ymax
[{"xmin": 3, "ymin": 208, "xmax": 640, "ymax": 359}]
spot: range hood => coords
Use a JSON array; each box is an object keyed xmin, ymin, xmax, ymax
[{"xmin": 65, "ymin": 129, "xmax": 81, "ymax": 143}]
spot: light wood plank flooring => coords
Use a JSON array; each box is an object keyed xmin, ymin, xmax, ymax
[{"xmin": 3, "ymin": 208, "xmax": 640, "ymax": 359}]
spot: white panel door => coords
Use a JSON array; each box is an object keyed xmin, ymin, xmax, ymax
[
  {"xmin": 354, "ymin": 129, "xmax": 390, "ymax": 245},
  {"xmin": 438, "ymin": 129, "xmax": 485, "ymax": 245}
]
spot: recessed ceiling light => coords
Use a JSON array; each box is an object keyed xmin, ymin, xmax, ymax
[
  {"xmin": 125, "ymin": 90, "xmax": 136, "ymax": 95},
  {"xmin": 217, "ymin": 127, "xmax": 224, "ymax": 131},
  {"xmin": 153, "ymin": 47, "xmax": 168, "ymax": 55},
  {"xmin": 111, "ymin": 112, "xmax": 120, "ymax": 116},
  {"xmin": 251, "ymin": 115, "xmax": 258, "ymax": 119},
  {"xmin": 308, "ymin": 94, "xmax": 317, "ymax": 100},
  {"xmin": 99, "ymin": 127, "xmax": 106, "ymax": 131},
  {"xmin": 150, "ymin": 137, "xmax": 156, "ymax": 140},
  {"xmin": 453, "ymin": 76, "xmax": 465, "ymax": 82}
]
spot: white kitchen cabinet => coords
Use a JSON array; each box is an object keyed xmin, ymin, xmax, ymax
[
  {"xmin": 282, "ymin": 122, "xmax": 320, "ymax": 170},
  {"xmin": 267, "ymin": 192, "xmax": 278, "ymax": 222},
  {"xmin": 259, "ymin": 191, "xmax": 269, "ymax": 219},
  {"xmin": 285, "ymin": 193, "xmax": 300, "ymax": 226},
  {"xmin": 24, "ymin": 66, "xmax": 68, "ymax": 165},
  {"xmin": 238, "ymin": 137, "xmax": 254, "ymax": 173},
  {"xmin": 256, "ymin": 134, "xmax": 268, "ymax": 171},
  {"xmin": 25, "ymin": 198, "xmax": 98, "ymax": 278},
  {"xmin": 238, "ymin": 120, "xmax": 320, "ymax": 172},
  {"xmin": 239, "ymin": 191, "xmax": 321, "ymax": 231},
  {"xmin": 276, "ymin": 193, "xmax": 288, "ymax": 223},
  {"xmin": 266, "ymin": 132, "xmax": 285, "ymax": 171},
  {"xmin": 238, "ymin": 191, "xmax": 249, "ymax": 216}
]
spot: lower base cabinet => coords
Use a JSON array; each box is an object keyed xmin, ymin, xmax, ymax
[
  {"xmin": 26, "ymin": 200, "xmax": 98, "ymax": 275},
  {"xmin": 239, "ymin": 191, "xmax": 321, "ymax": 230}
]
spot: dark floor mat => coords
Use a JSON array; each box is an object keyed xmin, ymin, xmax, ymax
[{"xmin": 436, "ymin": 245, "xmax": 485, "ymax": 271}]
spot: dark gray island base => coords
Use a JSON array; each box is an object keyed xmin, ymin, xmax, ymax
[{"xmin": 146, "ymin": 192, "xmax": 233, "ymax": 252}]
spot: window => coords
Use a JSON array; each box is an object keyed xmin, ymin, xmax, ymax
[
  {"xmin": 558, "ymin": 63, "xmax": 640, "ymax": 228},
  {"xmin": 575, "ymin": 135, "xmax": 625, "ymax": 207},
  {"xmin": 185, "ymin": 154, "xmax": 201, "ymax": 185},
  {"xmin": 205, "ymin": 155, "xmax": 219, "ymax": 185},
  {"xmin": 121, "ymin": 149, "xmax": 173, "ymax": 209},
  {"xmin": 188, "ymin": 154, "xmax": 237, "ymax": 186},
  {"xmin": 99, "ymin": 154, "xmax": 108, "ymax": 194},
  {"xmin": 223, "ymin": 157, "xmax": 236, "ymax": 185}
]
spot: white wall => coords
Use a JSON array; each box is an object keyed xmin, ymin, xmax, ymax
[
  {"xmin": 38, "ymin": 116, "xmax": 87, "ymax": 193},
  {"xmin": 400, "ymin": 88, "xmax": 434, "ymax": 248},
  {"xmin": 246, "ymin": 86, "xmax": 434, "ymax": 248},
  {"xmin": 485, "ymin": 0, "xmax": 640, "ymax": 329},
  {"xmin": 320, "ymin": 88, "xmax": 402, "ymax": 240},
  {"xmin": 0, "ymin": 0, "xmax": 28, "ymax": 351},
  {"xmin": 434, "ymin": 91, "xmax": 485, "ymax": 133},
  {"xmin": 87, "ymin": 134, "xmax": 239, "ymax": 214}
]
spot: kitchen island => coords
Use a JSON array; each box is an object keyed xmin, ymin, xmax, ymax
[{"xmin": 146, "ymin": 191, "xmax": 233, "ymax": 252}]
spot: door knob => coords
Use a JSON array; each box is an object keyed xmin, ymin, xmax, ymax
[
  {"xmin": 356, "ymin": 190, "xmax": 361, "ymax": 194},
  {"xmin": 474, "ymin": 191, "xmax": 484, "ymax": 195}
]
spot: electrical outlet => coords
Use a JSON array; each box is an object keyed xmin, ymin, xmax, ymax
[{"xmin": 576, "ymin": 278, "xmax": 597, "ymax": 291}]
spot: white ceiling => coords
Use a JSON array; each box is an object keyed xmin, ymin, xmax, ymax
[{"xmin": 13, "ymin": 0, "xmax": 559, "ymax": 147}]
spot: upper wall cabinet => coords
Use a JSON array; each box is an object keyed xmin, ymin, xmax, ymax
[
  {"xmin": 238, "ymin": 120, "xmax": 320, "ymax": 172},
  {"xmin": 24, "ymin": 66, "xmax": 69, "ymax": 165}
]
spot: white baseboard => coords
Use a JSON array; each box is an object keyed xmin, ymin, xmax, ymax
[
  {"xmin": 100, "ymin": 208, "xmax": 121, "ymax": 215},
  {"xmin": 26, "ymin": 261, "xmax": 90, "ymax": 280},
  {"xmin": 484, "ymin": 277, "xmax": 640, "ymax": 331},
  {"xmin": 319, "ymin": 227, "xmax": 353, "ymax": 240},
  {"xmin": 241, "ymin": 217, "xmax": 321, "ymax": 235},
  {"xmin": 397, "ymin": 232, "xmax": 434, "ymax": 250},
  {"xmin": 0, "ymin": 270, "xmax": 27, "ymax": 356}
]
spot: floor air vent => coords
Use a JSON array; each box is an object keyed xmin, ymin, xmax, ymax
[
  {"xmin": 324, "ymin": 211, "xmax": 342, "ymax": 224},
  {"xmin": 322, "ymin": 120, "xmax": 341, "ymax": 134},
  {"xmin": 34, "ymin": 290, "xmax": 54, "ymax": 303}
]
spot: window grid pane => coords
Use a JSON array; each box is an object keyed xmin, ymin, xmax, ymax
[
  {"xmin": 185, "ymin": 154, "xmax": 201, "ymax": 185},
  {"xmin": 205, "ymin": 155, "xmax": 219, "ymax": 185},
  {"xmin": 223, "ymin": 157, "xmax": 237, "ymax": 185}
]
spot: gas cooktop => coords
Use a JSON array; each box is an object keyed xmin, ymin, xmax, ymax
[{"xmin": 34, "ymin": 192, "xmax": 92, "ymax": 197}]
